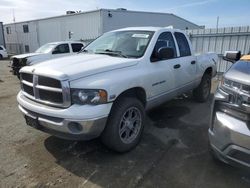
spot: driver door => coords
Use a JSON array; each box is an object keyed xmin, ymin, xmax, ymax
[
  {"xmin": 51, "ymin": 43, "xmax": 71, "ymax": 58},
  {"xmin": 148, "ymin": 32, "xmax": 181, "ymax": 99}
]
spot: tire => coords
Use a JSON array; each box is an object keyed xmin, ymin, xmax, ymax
[
  {"xmin": 0, "ymin": 54, "xmax": 3, "ymax": 60},
  {"xmin": 193, "ymin": 73, "xmax": 211, "ymax": 102},
  {"xmin": 101, "ymin": 97, "xmax": 145, "ymax": 153},
  {"xmin": 16, "ymin": 72, "xmax": 20, "ymax": 80}
]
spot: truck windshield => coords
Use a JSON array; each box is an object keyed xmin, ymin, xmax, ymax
[
  {"xmin": 36, "ymin": 44, "xmax": 57, "ymax": 53},
  {"xmin": 83, "ymin": 31, "xmax": 154, "ymax": 58}
]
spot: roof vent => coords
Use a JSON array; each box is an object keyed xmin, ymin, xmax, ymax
[
  {"xmin": 66, "ymin": 11, "xmax": 76, "ymax": 15},
  {"xmin": 116, "ymin": 8, "xmax": 127, "ymax": 11}
]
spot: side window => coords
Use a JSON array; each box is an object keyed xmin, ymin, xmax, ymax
[
  {"xmin": 0, "ymin": 46, "xmax": 3, "ymax": 50},
  {"xmin": 71, "ymin": 43, "xmax": 84, "ymax": 52},
  {"xmin": 52, "ymin": 44, "xmax": 70, "ymax": 54},
  {"xmin": 24, "ymin": 45, "xmax": 30, "ymax": 53},
  {"xmin": 174, "ymin": 32, "xmax": 191, "ymax": 57},
  {"xmin": 151, "ymin": 32, "xmax": 177, "ymax": 62},
  {"xmin": 23, "ymin": 25, "xmax": 29, "ymax": 33},
  {"xmin": 6, "ymin": 27, "xmax": 11, "ymax": 34}
]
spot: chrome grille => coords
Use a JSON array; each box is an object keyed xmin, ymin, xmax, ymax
[
  {"xmin": 221, "ymin": 79, "xmax": 250, "ymax": 112},
  {"xmin": 20, "ymin": 73, "xmax": 70, "ymax": 108}
]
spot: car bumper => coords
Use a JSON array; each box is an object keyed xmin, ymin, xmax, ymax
[
  {"xmin": 17, "ymin": 91, "xmax": 112, "ymax": 140},
  {"xmin": 1, "ymin": 52, "xmax": 8, "ymax": 58},
  {"xmin": 209, "ymin": 111, "xmax": 250, "ymax": 168}
]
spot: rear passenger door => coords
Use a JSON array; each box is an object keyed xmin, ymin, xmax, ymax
[
  {"xmin": 71, "ymin": 43, "xmax": 84, "ymax": 53},
  {"xmin": 174, "ymin": 32, "xmax": 196, "ymax": 87}
]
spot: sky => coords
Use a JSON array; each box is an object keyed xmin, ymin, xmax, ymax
[{"xmin": 0, "ymin": 0, "xmax": 250, "ymax": 28}]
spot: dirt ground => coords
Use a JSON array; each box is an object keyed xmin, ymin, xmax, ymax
[{"xmin": 0, "ymin": 59, "xmax": 249, "ymax": 188}]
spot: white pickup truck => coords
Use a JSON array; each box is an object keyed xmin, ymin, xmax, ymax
[
  {"xmin": 10, "ymin": 41, "xmax": 85, "ymax": 78},
  {"xmin": 17, "ymin": 27, "xmax": 217, "ymax": 152}
]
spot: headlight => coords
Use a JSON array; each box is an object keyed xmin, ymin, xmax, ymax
[
  {"xmin": 221, "ymin": 77, "xmax": 250, "ymax": 94},
  {"xmin": 71, "ymin": 89, "xmax": 107, "ymax": 105}
]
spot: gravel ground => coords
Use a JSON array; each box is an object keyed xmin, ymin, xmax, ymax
[{"xmin": 0, "ymin": 59, "xmax": 249, "ymax": 188}]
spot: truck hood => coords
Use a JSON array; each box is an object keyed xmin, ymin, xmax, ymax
[
  {"xmin": 225, "ymin": 60, "xmax": 250, "ymax": 85},
  {"xmin": 11, "ymin": 52, "xmax": 42, "ymax": 59},
  {"xmin": 20, "ymin": 53, "xmax": 138, "ymax": 81}
]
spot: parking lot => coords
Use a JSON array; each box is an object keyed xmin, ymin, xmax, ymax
[{"xmin": 0, "ymin": 59, "xmax": 249, "ymax": 188}]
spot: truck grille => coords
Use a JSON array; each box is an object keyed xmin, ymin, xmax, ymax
[
  {"xmin": 20, "ymin": 73, "xmax": 70, "ymax": 108},
  {"xmin": 222, "ymin": 80, "xmax": 250, "ymax": 112}
]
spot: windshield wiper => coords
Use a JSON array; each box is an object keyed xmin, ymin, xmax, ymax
[{"xmin": 96, "ymin": 49, "xmax": 128, "ymax": 58}]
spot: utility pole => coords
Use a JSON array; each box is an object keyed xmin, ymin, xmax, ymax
[
  {"xmin": 13, "ymin": 9, "xmax": 20, "ymax": 53},
  {"xmin": 216, "ymin": 16, "xmax": 219, "ymax": 30}
]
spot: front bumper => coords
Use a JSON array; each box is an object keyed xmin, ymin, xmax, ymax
[
  {"xmin": 209, "ymin": 89, "xmax": 250, "ymax": 168},
  {"xmin": 17, "ymin": 91, "xmax": 112, "ymax": 140},
  {"xmin": 1, "ymin": 52, "xmax": 8, "ymax": 58}
]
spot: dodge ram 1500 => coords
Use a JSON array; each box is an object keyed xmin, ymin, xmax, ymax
[{"xmin": 17, "ymin": 27, "xmax": 217, "ymax": 152}]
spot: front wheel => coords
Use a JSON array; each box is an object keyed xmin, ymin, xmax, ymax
[
  {"xmin": 193, "ymin": 74, "xmax": 211, "ymax": 102},
  {"xmin": 101, "ymin": 97, "xmax": 145, "ymax": 152}
]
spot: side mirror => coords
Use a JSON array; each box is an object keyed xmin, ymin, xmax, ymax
[
  {"xmin": 223, "ymin": 51, "xmax": 241, "ymax": 63},
  {"xmin": 156, "ymin": 47, "xmax": 175, "ymax": 60},
  {"xmin": 52, "ymin": 49, "xmax": 59, "ymax": 54}
]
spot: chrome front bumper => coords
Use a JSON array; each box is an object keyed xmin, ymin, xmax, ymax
[
  {"xmin": 17, "ymin": 92, "xmax": 111, "ymax": 140},
  {"xmin": 19, "ymin": 105, "xmax": 107, "ymax": 140},
  {"xmin": 209, "ymin": 89, "xmax": 250, "ymax": 168}
]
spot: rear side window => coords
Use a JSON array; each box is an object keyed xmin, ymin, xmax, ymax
[
  {"xmin": 71, "ymin": 43, "xmax": 84, "ymax": 52},
  {"xmin": 174, "ymin": 32, "xmax": 191, "ymax": 57},
  {"xmin": 53, "ymin": 44, "xmax": 70, "ymax": 54}
]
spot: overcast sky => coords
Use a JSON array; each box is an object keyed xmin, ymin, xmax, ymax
[{"xmin": 0, "ymin": 0, "xmax": 250, "ymax": 28}]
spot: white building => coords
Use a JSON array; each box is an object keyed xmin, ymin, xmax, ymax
[{"xmin": 4, "ymin": 8, "xmax": 202, "ymax": 54}]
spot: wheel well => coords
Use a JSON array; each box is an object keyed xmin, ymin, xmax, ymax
[
  {"xmin": 205, "ymin": 67, "xmax": 212, "ymax": 76},
  {"xmin": 115, "ymin": 87, "xmax": 147, "ymax": 107}
]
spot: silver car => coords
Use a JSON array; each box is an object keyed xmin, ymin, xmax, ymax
[{"xmin": 209, "ymin": 51, "xmax": 250, "ymax": 169}]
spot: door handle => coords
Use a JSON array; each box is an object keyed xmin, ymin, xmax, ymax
[
  {"xmin": 191, "ymin": 61, "xmax": 196, "ymax": 65},
  {"xmin": 174, "ymin": 64, "xmax": 181, "ymax": 69}
]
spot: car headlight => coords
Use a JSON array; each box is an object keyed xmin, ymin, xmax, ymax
[{"xmin": 71, "ymin": 89, "xmax": 108, "ymax": 105}]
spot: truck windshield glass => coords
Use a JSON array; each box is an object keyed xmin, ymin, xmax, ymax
[
  {"xmin": 36, "ymin": 44, "xmax": 57, "ymax": 53},
  {"xmin": 83, "ymin": 31, "xmax": 154, "ymax": 58}
]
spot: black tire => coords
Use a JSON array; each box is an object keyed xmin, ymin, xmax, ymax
[
  {"xmin": 101, "ymin": 97, "xmax": 145, "ymax": 153},
  {"xmin": 17, "ymin": 73, "xmax": 20, "ymax": 80},
  {"xmin": 193, "ymin": 73, "xmax": 211, "ymax": 102},
  {"xmin": 0, "ymin": 54, "xmax": 3, "ymax": 60}
]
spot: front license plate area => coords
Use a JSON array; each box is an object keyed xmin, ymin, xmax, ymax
[{"xmin": 25, "ymin": 115, "xmax": 39, "ymax": 128}]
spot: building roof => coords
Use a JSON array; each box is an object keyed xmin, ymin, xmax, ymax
[{"xmin": 4, "ymin": 8, "xmax": 200, "ymax": 28}]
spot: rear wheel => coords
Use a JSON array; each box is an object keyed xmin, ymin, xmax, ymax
[
  {"xmin": 101, "ymin": 97, "xmax": 145, "ymax": 152},
  {"xmin": 193, "ymin": 73, "xmax": 211, "ymax": 102},
  {"xmin": 0, "ymin": 54, "xmax": 3, "ymax": 60}
]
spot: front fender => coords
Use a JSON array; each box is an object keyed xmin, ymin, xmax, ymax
[{"xmin": 70, "ymin": 66, "xmax": 148, "ymax": 102}]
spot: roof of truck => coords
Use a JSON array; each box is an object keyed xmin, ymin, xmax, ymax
[
  {"xmin": 47, "ymin": 41, "xmax": 85, "ymax": 45},
  {"xmin": 114, "ymin": 26, "xmax": 183, "ymax": 33}
]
